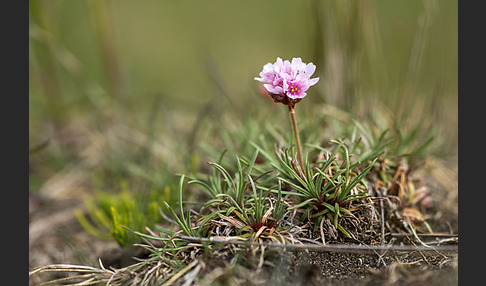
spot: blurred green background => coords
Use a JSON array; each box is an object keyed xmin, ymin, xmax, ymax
[{"xmin": 29, "ymin": 0, "xmax": 457, "ymax": 244}]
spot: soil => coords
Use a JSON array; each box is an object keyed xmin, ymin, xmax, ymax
[{"xmin": 256, "ymin": 249, "xmax": 457, "ymax": 286}]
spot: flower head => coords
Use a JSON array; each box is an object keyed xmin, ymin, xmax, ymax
[{"xmin": 255, "ymin": 57, "xmax": 319, "ymax": 106}]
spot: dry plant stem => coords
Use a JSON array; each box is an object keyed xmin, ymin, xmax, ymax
[{"xmin": 288, "ymin": 105, "xmax": 305, "ymax": 177}]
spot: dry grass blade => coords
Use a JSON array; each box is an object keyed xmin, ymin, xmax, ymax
[
  {"xmin": 29, "ymin": 264, "xmax": 113, "ymax": 276},
  {"xmin": 177, "ymin": 235, "xmax": 457, "ymax": 255},
  {"xmin": 29, "ymin": 264, "xmax": 113, "ymax": 286},
  {"xmin": 218, "ymin": 213, "xmax": 246, "ymax": 229},
  {"xmin": 319, "ymin": 216, "xmax": 326, "ymax": 245},
  {"xmin": 253, "ymin": 225, "xmax": 267, "ymax": 241}
]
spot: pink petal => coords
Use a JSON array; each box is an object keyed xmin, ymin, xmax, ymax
[
  {"xmin": 308, "ymin": 77, "xmax": 319, "ymax": 86},
  {"xmin": 304, "ymin": 63, "xmax": 316, "ymax": 77},
  {"xmin": 264, "ymin": 84, "xmax": 284, "ymax": 95}
]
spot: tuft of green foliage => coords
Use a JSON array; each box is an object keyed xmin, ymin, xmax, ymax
[
  {"xmin": 254, "ymin": 139, "xmax": 378, "ymax": 238},
  {"xmin": 186, "ymin": 151, "xmax": 288, "ymax": 241},
  {"xmin": 75, "ymin": 179, "xmax": 175, "ymax": 247}
]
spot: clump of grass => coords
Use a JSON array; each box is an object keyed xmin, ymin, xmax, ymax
[
  {"xmin": 255, "ymin": 139, "xmax": 378, "ymax": 240},
  {"xmin": 185, "ymin": 151, "xmax": 291, "ymax": 242}
]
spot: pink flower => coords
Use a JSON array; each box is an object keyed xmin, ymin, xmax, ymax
[{"xmin": 255, "ymin": 57, "xmax": 319, "ymax": 105}]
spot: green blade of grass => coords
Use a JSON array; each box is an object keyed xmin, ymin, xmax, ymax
[
  {"xmin": 209, "ymin": 162, "xmax": 237, "ymax": 198},
  {"xmin": 289, "ymin": 198, "xmax": 317, "ymax": 210}
]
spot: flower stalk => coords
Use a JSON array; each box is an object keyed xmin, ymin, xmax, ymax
[{"xmin": 288, "ymin": 105, "xmax": 305, "ymax": 177}]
